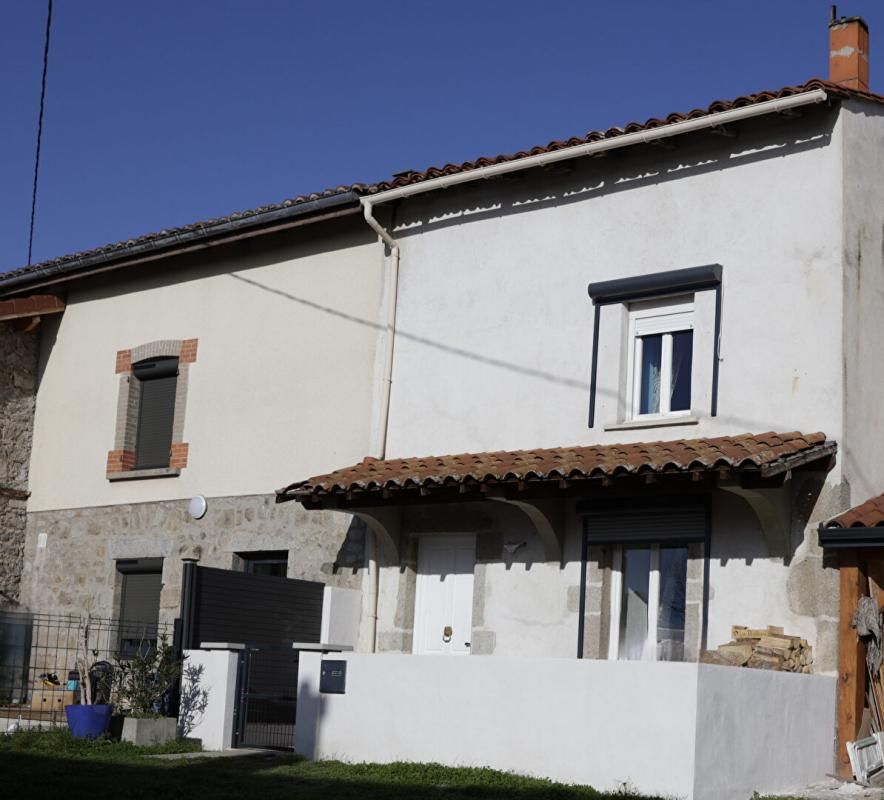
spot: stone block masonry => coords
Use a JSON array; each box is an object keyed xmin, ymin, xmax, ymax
[
  {"xmin": 0, "ymin": 322, "xmax": 38, "ymax": 606},
  {"xmin": 19, "ymin": 494, "xmax": 366, "ymax": 625}
]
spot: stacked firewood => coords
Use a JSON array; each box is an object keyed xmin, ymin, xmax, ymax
[{"xmin": 701, "ymin": 625, "xmax": 814, "ymax": 673}]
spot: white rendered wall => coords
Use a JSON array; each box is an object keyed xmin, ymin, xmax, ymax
[
  {"xmin": 373, "ymin": 108, "xmax": 847, "ymax": 667},
  {"xmin": 296, "ymin": 653, "xmax": 836, "ymax": 799},
  {"xmin": 384, "ymin": 110, "xmax": 844, "ymax": 464},
  {"xmin": 180, "ymin": 648, "xmax": 239, "ymax": 750},
  {"xmin": 840, "ymin": 101, "xmax": 884, "ymax": 506},
  {"xmin": 694, "ymin": 665, "xmax": 836, "ymax": 800},
  {"xmin": 705, "ymin": 491, "xmax": 838, "ymax": 667},
  {"xmin": 321, "ymin": 586, "xmax": 362, "ymax": 648},
  {"xmin": 297, "ymin": 653, "xmax": 698, "ymax": 797},
  {"xmin": 27, "ymin": 221, "xmax": 385, "ymax": 511}
]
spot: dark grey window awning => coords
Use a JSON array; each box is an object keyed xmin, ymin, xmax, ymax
[
  {"xmin": 586, "ymin": 264, "xmax": 723, "ymax": 426},
  {"xmin": 588, "ymin": 264, "xmax": 722, "ymax": 305}
]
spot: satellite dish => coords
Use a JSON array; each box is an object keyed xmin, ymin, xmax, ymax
[{"xmin": 189, "ymin": 495, "xmax": 208, "ymax": 520}]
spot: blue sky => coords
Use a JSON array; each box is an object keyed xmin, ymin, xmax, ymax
[{"xmin": 1, "ymin": 0, "xmax": 881, "ymax": 271}]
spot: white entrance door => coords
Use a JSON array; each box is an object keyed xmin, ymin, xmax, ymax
[{"xmin": 413, "ymin": 535, "xmax": 475, "ymax": 655}]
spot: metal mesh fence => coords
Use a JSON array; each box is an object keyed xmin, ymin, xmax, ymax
[{"xmin": 0, "ymin": 611, "xmax": 171, "ymax": 730}]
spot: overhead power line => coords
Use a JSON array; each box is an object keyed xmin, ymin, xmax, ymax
[{"xmin": 28, "ymin": 0, "xmax": 53, "ymax": 266}]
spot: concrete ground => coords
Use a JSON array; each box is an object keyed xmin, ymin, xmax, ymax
[
  {"xmin": 147, "ymin": 748, "xmax": 294, "ymax": 761},
  {"xmin": 777, "ymin": 779, "xmax": 884, "ymax": 799}
]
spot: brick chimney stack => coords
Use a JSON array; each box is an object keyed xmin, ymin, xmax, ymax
[{"xmin": 829, "ymin": 11, "xmax": 870, "ymax": 91}]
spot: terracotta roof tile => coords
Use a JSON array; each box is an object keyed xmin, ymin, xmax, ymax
[
  {"xmin": 0, "ymin": 186, "xmax": 362, "ymax": 286},
  {"xmin": 5, "ymin": 79, "xmax": 883, "ymax": 288},
  {"xmin": 363, "ymin": 79, "xmax": 884, "ymax": 195},
  {"xmin": 826, "ymin": 493, "xmax": 884, "ymax": 528},
  {"xmin": 278, "ymin": 432, "xmax": 833, "ymax": 503}
]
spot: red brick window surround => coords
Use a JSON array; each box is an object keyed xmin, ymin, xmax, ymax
[{"xmin": 107, "ymin": 338, "xmax": 197, "ymax": 480}]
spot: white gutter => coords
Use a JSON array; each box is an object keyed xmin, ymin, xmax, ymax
[
  {"xmin": 355, "ymin": 86, "xmax": 828, "ymax": 654},
  {"xmin": 365, "ymin": 89, "xmax": 829, "ymax": 205},
  {"xmin": 361, "ymin": 199, "xmax": 401, "ymax": 653}
]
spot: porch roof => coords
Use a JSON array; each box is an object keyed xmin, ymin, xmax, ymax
[
  {"xmin": 277, "ymin": 431, "xmax": 834, "ymax": 507},
  {"xmin": 824, "ymin": 493, "xmax": 884, "ymax": 529}
]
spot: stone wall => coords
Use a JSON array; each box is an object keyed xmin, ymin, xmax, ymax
[
  {"xmin": 0, "ymin": 322, "xmax": 38, "ymax": 606},
  {"xmin": 19, "ymin": 495, "xmax": 365, "ymax": 625}
]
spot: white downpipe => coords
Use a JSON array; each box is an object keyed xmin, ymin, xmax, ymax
[
  {"xmin": 365, "ymin": 89, "xmax": 828, "ymax": 206},
  {"xmin": 362, "ymin": 198, "xmax": 400, "ymax": 653}
]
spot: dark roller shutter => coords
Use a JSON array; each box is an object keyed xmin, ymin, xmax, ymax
[
  {"xmin": 120, "ymin": 571, "xmax": 162, "ymax": 625},
  {"xmin": 133, "ymin": 357, "xmax": 178, "ymax": 469},
  {"xmin": 583, "ymin": 507, "xmax": 706, "ymax": 544}
]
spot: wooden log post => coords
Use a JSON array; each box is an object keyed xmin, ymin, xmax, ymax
[{"xmin": 837, "ymin": 549, "xmax": 868, "ymax": 778}]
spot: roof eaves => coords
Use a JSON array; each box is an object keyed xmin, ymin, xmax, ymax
[
  {"xmin": 277, "ymin": 433, "xmax": 835, "ymax": 505},
  {"xmin": 0, "ymin": 188, "xmax": 362, "ymax": 297},
  {"xmin": 363, "ymin": 79, "xmax": 884, "ymax": 200},
  {"xmin": 759, "ymin": 440, "xmax": 838, "ymax": 478}
]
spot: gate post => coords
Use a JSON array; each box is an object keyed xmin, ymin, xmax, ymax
[
  {"xmin": 179, "ymin": 559, "xmax": 199, "ymax": 650},
  {"xmin": 179, "ymin": 646, "xmax": 241, "ymax": 750}
]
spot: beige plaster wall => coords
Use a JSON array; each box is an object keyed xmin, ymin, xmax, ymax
[{"xmin": 27, "ymin": 219, "xmax": 385, "ymax": 512}]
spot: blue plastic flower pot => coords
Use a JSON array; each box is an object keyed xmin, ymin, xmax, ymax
[{"xmin": 64, "ymin": 704, "xmax": 113, "ymax": 739}]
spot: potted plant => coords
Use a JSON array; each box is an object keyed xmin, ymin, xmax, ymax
[
  {"xmin": 64, "ymin": 614, "xmax": 114, "ymax": 739},
  {"xmin": 111, "ymin": 633, "xmax": 182, "ymax": 746}
]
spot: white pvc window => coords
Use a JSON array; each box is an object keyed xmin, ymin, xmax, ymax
[
  {"xmin": 607, "ymin": 544, "xmax": 688, "ymax": 662},
  {"xmin": 628, "ymin": 299, "xmax": 694, "ymax": 419}
]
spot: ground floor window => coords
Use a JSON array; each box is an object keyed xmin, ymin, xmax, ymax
[
  {"xmin": 116, "ymin": 557, "xmax": 163, "ymax": 658},
  {"xmin": 608, "ymin": 544, "xmax": 687, "ymax": 662},
  {"xmin": 237, "ymin": 550, "xmax": 289, "ymax": 578}
]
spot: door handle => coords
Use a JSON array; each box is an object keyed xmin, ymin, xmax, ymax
[{"xmin": 442, "ymin": 625, "xmax": 453, "ymax": 642}]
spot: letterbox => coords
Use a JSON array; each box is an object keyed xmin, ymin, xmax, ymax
[{"xmin": 320, "ymin": 660, "xmax": 347, "ymax": 694}]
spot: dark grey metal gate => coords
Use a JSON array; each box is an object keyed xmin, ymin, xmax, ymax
[
  {"xmin": 179, "ymin": 564, "xmax": 324, "ymax": 750},
  {"xmin": 234, "ymin": 645, "xmax": 302, "ymax": 749}
]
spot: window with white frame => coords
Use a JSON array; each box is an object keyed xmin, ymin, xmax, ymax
[
  {"xmin": 607, "ymin": 544, "xmax": 688, "ymax": 662},
  {"xmin": 628, "ymin": 297, "xmax": 694, "ymax": 419}
]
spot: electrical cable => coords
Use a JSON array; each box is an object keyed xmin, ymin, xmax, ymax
[{"xmin": 27, "ymin": 0, "xmax": 53, "ymax": 266}]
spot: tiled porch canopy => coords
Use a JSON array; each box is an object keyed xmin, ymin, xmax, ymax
[
  {"xmin": 277, "ymin": 432, "xmax": 835, "ymax": 508},
  {"xmin": 825, "ymin": 494, "xmax": 884, "ymax": 529},
  {"xmin": 819, "ymin": 492, "xmax": 884, "ymax": 550}
]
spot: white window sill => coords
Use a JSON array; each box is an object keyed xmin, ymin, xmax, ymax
[
  {"xmin": 107, "ymin": 467, "xmax": 181, "ymax": 482},
  {"xmin": 604, "ymin": 415, "xmax": 699, "ymax": 432}
]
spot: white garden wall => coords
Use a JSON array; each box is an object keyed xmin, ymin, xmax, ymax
[{"xmin": 296, "ymin": 653, "xmax": 836, "ymax": 800}]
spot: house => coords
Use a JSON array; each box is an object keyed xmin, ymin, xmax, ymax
[
  {"xmin": 2, "ymin": 12, "xmax": 883, "ymax": 798},
  {"xmin": 0, "ymin": 190, "xmax": 387, "ymax": 634},
  {"xmin": 280, "ymin": 14, "xmax": 883, "ymax": 799}
]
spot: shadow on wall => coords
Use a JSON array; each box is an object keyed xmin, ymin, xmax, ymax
[
  {"xmin": 177, "ymin": 660, "xmax": 210, "ymax": 739},
  {"xmin": 228, "ymin": 264, "xmax": 846, "ymax": 442},
  {"xmin": 712, "ymin": 475, "xmax": 826, "ymax": 568},
  {"xmin": 331, "ymin": 517, "xmax": 368, "ymax": 576},
  {"xmin": 391, "ymin": 116, "xmax": 836, "ymax": 236}
]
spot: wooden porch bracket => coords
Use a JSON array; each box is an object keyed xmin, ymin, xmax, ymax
[
  {"xmin": 0, "ymin": 294, "xmax": 64, "ymax": 323},
  {"xmin": 350, "ymin": 508, "xmax": 401, "ymax": 562},
  {"xmin": 486, "ymin": 493, "xmax": 564, "ymax": 563}
]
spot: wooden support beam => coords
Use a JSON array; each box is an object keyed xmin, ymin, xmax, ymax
[
  {"xmin": 837, "ymin": 549, "xmax": 868, "ymax": 778},
  {"xmin": 0, "ymin": 486, "xmax": 30, "ymax": 500},
  {"xmin": 0, "ymin": 294, "xmax": 64, "ymax": 322}
]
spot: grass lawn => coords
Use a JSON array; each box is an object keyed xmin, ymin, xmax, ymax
[{"xmin": 0, "ymin": 728, "xmax": 659, "ymax": 799}]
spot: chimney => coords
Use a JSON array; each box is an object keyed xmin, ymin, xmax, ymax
[{"xmin": 829, "ymin": 10, "xmax": 870, "ymax": 91}]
